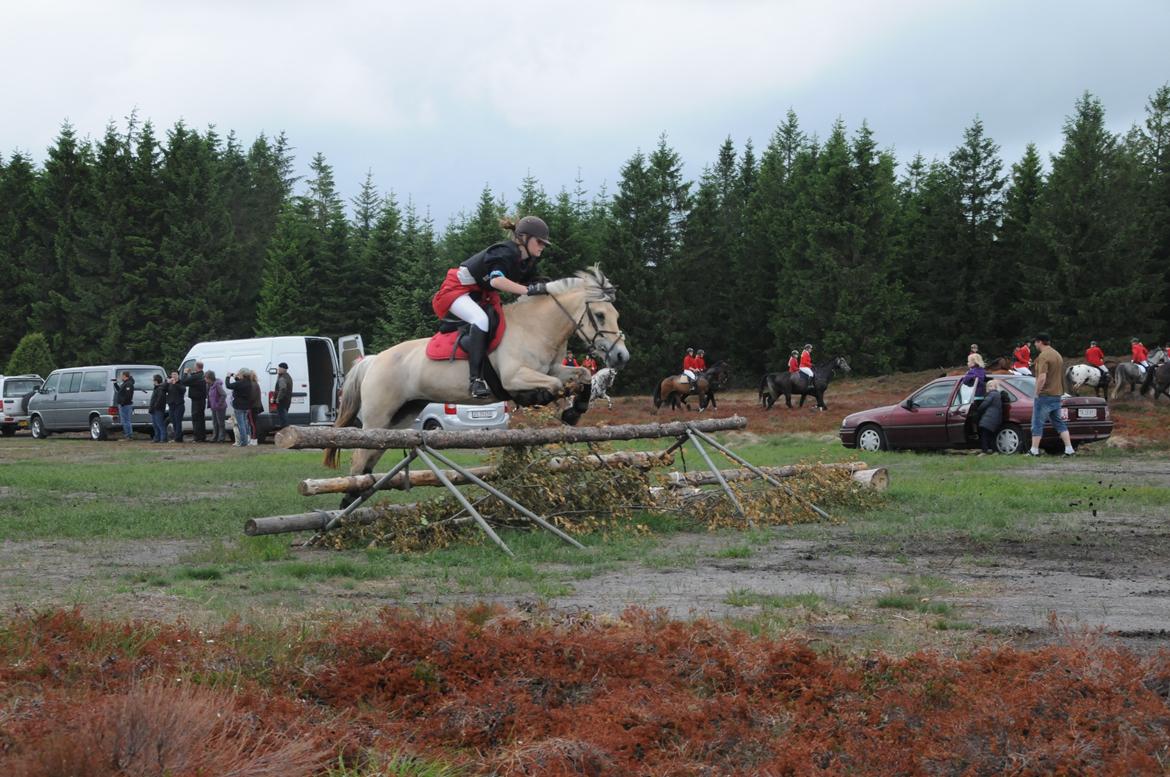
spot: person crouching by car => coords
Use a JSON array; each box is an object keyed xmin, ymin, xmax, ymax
[
  {"xmin": 224, "ymin": 369, "xmax": 252, "ymax": 446},
  {"xmin": 149, "ymin": 374, "xmax": 167, "ymax": 443},
  {"xmin": 206, "ymin": 370, "xmax": 227, "ymax": 443},
  {"xmin": 976, "ymin": 379, "xmax": 1005, "ymax": 455}
]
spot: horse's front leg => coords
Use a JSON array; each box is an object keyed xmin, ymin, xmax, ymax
[{"xmin": 503, "ymin": 366, "xmax": 564, "ymax": 408}]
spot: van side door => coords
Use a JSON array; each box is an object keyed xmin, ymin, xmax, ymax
[
  {"xmin": 338, "ymin": 335, "xmax": 364, "ymax": 377},
  {"xmin": 57, "ymin": 371, "xmax": 85, "ymax": 429}
]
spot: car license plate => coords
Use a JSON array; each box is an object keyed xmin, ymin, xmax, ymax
[
  {"xmin": 469, "ymin": 410, "xmax": 495, "ymax": 419},
  {"xmin": 17, "ymin": 420, "xmax": 27, "ymax": 428},
  {"xmin": 1077, "ymin": 408, "xmax": 1097, "ymax": 419},
  {"xmin": 135, "ymin": 408, "xmax": 149, "ymax": 415}
]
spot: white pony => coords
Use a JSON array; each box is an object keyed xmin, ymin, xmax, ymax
[
  {"xmin": 590, "ymin": 367, "xmax": 618, "ymax": 409},
  {"xmin": 1065, "ymin": 364, "xmax": 1111, "ymax": 397},
  {"xmin": 324, "ymin": 267, "xmax": 629, "ymax": 485}
]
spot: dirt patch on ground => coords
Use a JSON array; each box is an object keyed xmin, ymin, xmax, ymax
[{"xmin": 4, "ymin": 453, "xmax": 1169, "ymax": 651}]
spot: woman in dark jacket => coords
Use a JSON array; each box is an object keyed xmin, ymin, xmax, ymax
[
  {"xmin": 247, "ymin": 368, "xmax": 264, "ymax": 446},
  {"xmin": 224, "ymin": 370, "xmax": 253, "ymax": 446},
  {"xmin": 977, "ymin": 379, "xmax": 1005, "ymax": 454},
  {"xmin": 165, "ymin": 371, "xmax": 186, "ymax": 443},
  {"xmin": 149, "ymin": 374, "xmax": 168, "ymax": 443}
]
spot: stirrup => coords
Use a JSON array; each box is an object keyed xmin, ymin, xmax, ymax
[{"xmin": 469, "ymin": 378, "xmax": 492, "ymax": 398}]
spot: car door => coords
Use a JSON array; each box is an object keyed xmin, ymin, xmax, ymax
[
  {"xmin": 57, "ymin": 371, "xmax": 84, "ymax": 428},
  {"xmin": 79, "ymin": 370, "xmax": 111, "ymax": 429},
  {"xmin": 884, "ymin": 380, "xmax": 956, "ymax": 449},
  {"xmin": 33, "ymin": 372, "xmax": 62, "ymax": 428}
]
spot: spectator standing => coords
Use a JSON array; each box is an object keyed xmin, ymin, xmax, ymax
[
  {"xmin": 562, "ymin": 353, "xmax": 579, "ymax": 367},
  {"xmin": 225, "ymin": 370, "xmax": 253, "ymax": 446},
  {"xmin": 247, "ymin": 368, "xmax": 264, "ymax": 446},
  {"xmin": 274, "ymin": 362, "xmax": 293, "ymax": 428},
  {"xmin": 166, "ymin": 370, "xmax": 186, "ymax": 443},
  {"xmin": 148, "ymin": 374, "xmax": 167, "ymax": 443},
  {"xmin": 1028, "ymin": 333, "xmax": 1074, "ymax": 457},
  {"xmin": 581, "ymin": 354, "xmax": 598, "ymax": 375},
  {"xmin": 181, "ymin": 362, "xmax": 207, "ymax": 442},
  {"xmin": 206, "ymin": 371, "xmax": 227, "ymax": 443},
  {"xmin": 112, "ymin": 371, "xmax": 135, "ymax": 440}
]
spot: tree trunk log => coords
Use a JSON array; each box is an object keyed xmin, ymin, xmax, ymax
[
  {"xmin": 661, "ymin": 461, "xmax": 869, "ymax": 488},
  {"xmin": 276, "ymin": 416, "xmax": 747, "ymax": 451},
  {"xmin": 298, "ymin": 449, "xmax": 675, "ymax": 495},
  {"xmin": 244, "ymin": 503, "xmax": 419, "ymax": 536},
  {"xmin": 850, "ymin": 467, "xmax": 889, "ymax": 491}
]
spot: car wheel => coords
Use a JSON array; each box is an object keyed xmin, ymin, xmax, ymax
[
  {"xmin": 856, "ymin": 424, "xmax": 887, "ymax": 452},
  {"xmin": 995, "ymin": 424, "xmax": 1027, "ymax": 455},
  {"xmin": 90, "ymin": 415, "xmax": 109, "ymax": 441},
  {"xmin": 30, "ymin": 415, "xmax": 48, "ymax": 439},
  {"xmin": 422, "ymin": 418, "xmax": 442, "ymax": 431}
]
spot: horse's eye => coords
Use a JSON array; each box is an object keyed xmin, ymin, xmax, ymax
[{"xmin": 597, "ymin": 313, "xmax": 606, "ymax": 322}]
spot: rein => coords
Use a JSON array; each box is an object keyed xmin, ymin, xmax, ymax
[{"xmin": 547, "ymin": 290, "xmax": 625, "ymax": 364}]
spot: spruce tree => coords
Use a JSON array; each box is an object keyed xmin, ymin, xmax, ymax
[
  {"xmin": 374, "ymin": 200, "xmax": 439, "ymax": 348},
  {"xmin": 5, "ymin": 332, "xmax": 56, "ymax": 378},
  {"xmin": 0, "ymin": 152, "xmax": 41, "ymax": 364}
]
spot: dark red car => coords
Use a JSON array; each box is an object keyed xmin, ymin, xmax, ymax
[{"xmin": 839, "ymin": 375, "xmax": 1113, "ymax": 454}]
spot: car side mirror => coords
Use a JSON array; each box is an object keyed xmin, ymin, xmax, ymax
[{"xmin": 901, "ymin": 399, "xmax": 915, "ymax": 410}]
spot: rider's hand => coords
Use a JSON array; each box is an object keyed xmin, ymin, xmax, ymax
[{"xmin": 527, "ymin": 282, "xmax": 548, "ymax": 296}]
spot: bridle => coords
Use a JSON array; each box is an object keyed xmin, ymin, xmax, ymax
[{"xmin": 548, "ymin": 288, "xmax": 626, "ymax": 365}]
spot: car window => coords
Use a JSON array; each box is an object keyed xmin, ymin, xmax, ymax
[
  {"xmin": 1002, "ymin": 376, "xmax": 1035, "ymax": 397},
  {"xmin": 180, "ymin": 359, "xmax": 196, "ymax": 374},
  {"xmin": 41, "ymin": 374, "xmax": 60, "ymax": 393},
  {"xmin": 61, "ymin": 372, "xmax": 83, "ymax": 394},
  {"xmin": 912, "ymin": 382, "xmax": 954, "ymax": 408},
  {"xmin": 3, "ymin": 379, "xmax": 42, "ymax": 397},
  {"xmin": 123, "ymin": 368, "xmax": 164, "ymax": 390},
  {"xmin": 81, "ymin": 371, "xmax": 107, "ymax": 392}
]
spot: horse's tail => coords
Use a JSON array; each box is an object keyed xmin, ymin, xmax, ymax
[
  {"xmin": 758, "ymin": 373, "xmax": 769, "ymax": 404},
  {"xmin": 1110, "ymin": 365, "xmax": 1124, "ymax": 400},
  {"xmin": 651, "ymin": 380, "xmax": 663, "ymax": 411},
  {"xmin": 323, "ymin": 356, "xmax": 370, "ymax": 469}
]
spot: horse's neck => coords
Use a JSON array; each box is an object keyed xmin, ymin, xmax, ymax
[{"xmin": 504, "ymin": 293, "xmax": 581, "ymax": 356}]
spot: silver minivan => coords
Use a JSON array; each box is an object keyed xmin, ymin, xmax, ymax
[
  {"xmin": 0, "ymin": 374, "xmax": 44, "ymax": 436},
  {"xmin": 27, "ymin": 364, "xmax": 166, "ymax": 440}
]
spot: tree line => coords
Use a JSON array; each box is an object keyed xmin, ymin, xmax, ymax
[{"xmin": 3, "ymin": 87, "xmax": 1168, "ymax": 390}]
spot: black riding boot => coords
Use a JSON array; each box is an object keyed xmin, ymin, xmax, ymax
[{"xmin": 465, "ymin": 327, "xmax": 493, "ymax": 399}]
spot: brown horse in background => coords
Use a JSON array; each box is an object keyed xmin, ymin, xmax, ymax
[
  {"xmin": 652, "ymin": 361, "xmax": 730, "ymax": 413},
  {"xmin": 944, "ymin": 355, "xmax": 1012, "ymax": 377}
]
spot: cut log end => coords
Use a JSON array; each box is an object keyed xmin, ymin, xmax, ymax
[{"xmin": 850, "ymin": 467, "xmax": 889, "ymax": 491}]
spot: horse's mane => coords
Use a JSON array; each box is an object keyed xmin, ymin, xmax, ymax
[{"xmin": 536, "ymin": 265, "xmax": 617, "ymax": 302}]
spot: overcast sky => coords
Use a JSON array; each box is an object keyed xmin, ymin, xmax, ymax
[{"xmin": 3, "ymin": 0, "xmax": 1167, "ymax": 225}]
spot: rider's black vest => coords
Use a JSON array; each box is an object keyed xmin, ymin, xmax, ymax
[{"xmin": 460, "ymin": 242, "xmax": 537, "ymax": 290}]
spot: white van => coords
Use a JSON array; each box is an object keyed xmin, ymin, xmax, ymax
[{"xmin": 178, "ymin": 335, "xmax": 363, "ymax": 442}]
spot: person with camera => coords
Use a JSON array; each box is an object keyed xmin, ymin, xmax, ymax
[
  {"xmin": 224, "ymin": 369, "xmax": 253, "ymax": 447},
  {"xmin": 180, "ymin": 361, "xmax": 208, "ymax": 442},
  {"xmin": 112, "ymin": 371, "xmax": 136, "ymax": 440},
  {"xmin": 206, "ymin": 371, "xmax": 228, "ymax": 443}
]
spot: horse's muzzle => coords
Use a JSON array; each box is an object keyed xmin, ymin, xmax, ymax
[{"xmin": 604, "ymin": 344, "xmax": 630, "ymax": 369}]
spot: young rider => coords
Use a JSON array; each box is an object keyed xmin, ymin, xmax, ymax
[
  {"xmin": 1011, "ymin": 340, "xmax": 1032, "ymax": 376},
  {"xmin": 1085, "ymin": 340, "xmax": 1107, "ymax": 382},
  {"xmin": 1132, "ymin": 337, "xmax": 1150, "ymax": 375},
  {"xmin": 694, "ymin": 349, "xmax": 707, "ymax": 373},
  {"xmin": 682, "ymin": 347, "xmax": 697, "ymax": 382},
  {"xmin": 798, "ymin": 343, "xmax": 814, "ymax": 382},
  {"xmin": 432, "ymin": 216, "xmax": 551, "ymax": 398},
  {"xmin": 581, "ymin": 354, "xmax": 598, "ymax": 375},
  {"xmin": 787, "ymin": 350, "xmax": 799, "ymax": 373}
]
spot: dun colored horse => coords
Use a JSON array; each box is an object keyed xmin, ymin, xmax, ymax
[{"xmin": 324, "ymin": 267, "xmax": 629, "ymax": 502}]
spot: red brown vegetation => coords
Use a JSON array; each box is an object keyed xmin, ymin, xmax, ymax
[{"xmin": 3, "ymin": 608, "xmax": 1169, "ymax": 775}]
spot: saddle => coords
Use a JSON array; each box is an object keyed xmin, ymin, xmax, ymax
[{"xmin": 425, "ymin": 296, "xmax": 506, "ymax": 361}]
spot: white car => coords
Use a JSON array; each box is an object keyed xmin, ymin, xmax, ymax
[{"xmin": 412, "ymin": 401, "xmax": 509, "ymax": 431}]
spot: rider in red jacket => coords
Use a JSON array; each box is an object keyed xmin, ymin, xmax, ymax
[
  {"xmin": 1132, "ymin": 338, "xmax": 1150, "ymax": 373},
  {"xmin": 798, "ymin": 344, "xmax": 815, "ymax": 386},
  {"xmin": 693, "ymin": 349, "xmax": 707, "ymax": 372},
  {"xmin": 682, "ymin": 348, "xmax": 697, "ymax": 382},
  {"xmin": 787, "ymin": 350, "xmax": 799, "ymax": 373},
  {"xmin": 1085, "ymin": 340, "xmax": 1107, "ymax": 381},
  {"xmin": 1011, "ymin": 341, "xmax": 1032, "ymax": 376}
]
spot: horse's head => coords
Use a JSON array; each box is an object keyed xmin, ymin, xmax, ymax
[
  {"xmin": 1151, "ymin": 347, "xmax": 1167, "ymax": 366},
  {"xmin": 835, "ymin": 356, "xmax": 852, "ymax": 373},
  {"xmin": 545, "ymin": 266, "xmax": 629, "ymax": 369}
]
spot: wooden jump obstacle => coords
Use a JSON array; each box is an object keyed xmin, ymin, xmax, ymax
[{"xmin": 260, "ymin": 416, "xmax": 878, "ymax": 555}]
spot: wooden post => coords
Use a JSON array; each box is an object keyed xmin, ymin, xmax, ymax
[
  {"xmin": 414, "ymin": 448, "xmax": 514, "ymax": 557},
  {"xmin": 276, "ymin": 416, "xmax": 748, "ymax": 451}
]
